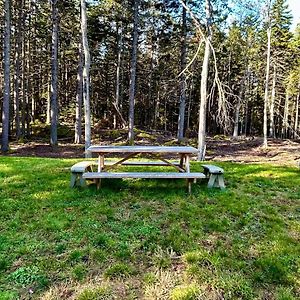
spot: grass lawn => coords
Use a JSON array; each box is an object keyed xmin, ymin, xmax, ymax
[{"xmin": 0, "ymin": 157, "xmax": 299, "ymax": 299}]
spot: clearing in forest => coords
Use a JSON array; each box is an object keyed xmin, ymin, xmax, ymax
[{"xmin": 0, "ymin": 154, "xmax": 299, "ymax": 299}]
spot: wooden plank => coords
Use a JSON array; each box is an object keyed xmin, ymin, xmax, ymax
[
  {"xmin": 151, "ymin": 156, "xmax": 185, "ymax": 172},
  {"xmin": 83, "ymin": 172, "xmax": 206, "ymax": 179},
  {"xmin": 87, "ymin": 145, "xmax": 199, "ymax": 154},
  {"xmin": 106, "ymin": 152, "xmax": 139, "ymax": 168},
  {"xmin": 100, "ymin": 161, "xmax": 181, "ymax": 167},
  {"xmin": 115, "ymin": 161, "xmax": 181, "ymax": 166},
  {"xmin": 202, "ymin": 164, "xmax": 224, "ymax": 174},
  {"xmin": 71, "ymin": 161, "xmax": 96, "ymax": 172},
  {"xmin": 185, "ymin": 155, "xmax": 190, "ymax": 173}
]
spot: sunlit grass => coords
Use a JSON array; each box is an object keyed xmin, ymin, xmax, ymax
[{"xmin": 0, "ymin": 157, "xmax": 299, "ymax": 299}]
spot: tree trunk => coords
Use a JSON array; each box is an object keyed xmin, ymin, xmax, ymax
[
  {"xmin": 47, "ymin": 75, "xmax": 51, "ymax": 124},
  {"xmin": 263, "ymin": 4, "xmax": 271, "ymax": 148},
  {"xmin": 81, "ymin": 0, "xmax": 91, "ymax": 157},
  {"xmin": 26, "ymin": 22, "xmax": 31, "ymax": 136},
  {"xmin": 198, "ymin": 0, "xmax": 212, "ymax": 161},
  {"xmin": 75, "ymin": 39, "xmax": 83, "ymax": 144},
  {"xmin": 114, "ymin": 21, "xmax": 123, "ymax": 129},
  {"xmin": 154, "ymin": 90, "xmax": 160, "ymax": 129},
  {"xmin": 177, "ymin": 2, "xmax": 187, "ymax": 142},
  {"xmin": 21, "ymin": 0, "xmax": 26, "ymax": 137},
  {"xmin": 294, "ymin": 85, "xmax": 299, "ymax": 137},
  {"xmin": 233, "ymin": 67, "xmax": 248, "ymax": 138},
  {"xmin": 233, "ymin": 97, "xmax": 241, "ymax": 138},
  {"xmin": 187, "ymin": 77, "xmax": 194, "ymax": 132},
  {"xmin": 128, "ymin": 0, "xmax": 140, "ymax": 144},
  {"xmin": 269, "ymin": 64, "xmax": 276, "ymax": 138},
  {"xmin": 14, "ymin": 0, "xmax": 22, "ymax": 140},
  {"xmin": 50, "ymin": 0, "xmax": 59, "ymax": 146},
  {"xmin": 282, "ymin": 92, "xmax": 289, "ymax": 138},
  {"xmin": 2, "ymin": 0, "xmax": 11, "ymax": 152}
]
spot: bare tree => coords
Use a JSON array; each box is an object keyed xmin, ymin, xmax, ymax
[
  {"xmin": 114, "ymin": 21, "xmax": 123, "ymax": 129},
  {"xmin": 177, "ymin": 1, "xmax": 187, "ymax": 142},
  {"xmin": 81, "ymin": 0, "xmax": 91, "ymax": 157},
  {"xmin": 198, "ymin": 0, "xmax": 213, "ymax": 161},
  {"xmin": 263, "ymin": 0, "xmax": 272, "ymax": 148},
  {"xmin": 295, "ymin": 81, "xmax": 300, "ymax": 137},
  {"xmin": 128, "ymin": 0, "xmax": 140, "ymax": 144},
  {"xmin": 50, "ymin": 0, "xmax": 59, "ymax": 146},
  {"xmin": 269, "ymin": 64, "xmax": 276, "ymax": 137},
  {"xmin": 2, "ymin": 0, "xmax": 11, "ymax": 152},
  {"xmin": 14, "ymin": 0, "xmax": 22, "ymax": 140},
  {"xmin": 75, "ymin": 39, "xmax": 83, "ymax": 144}
]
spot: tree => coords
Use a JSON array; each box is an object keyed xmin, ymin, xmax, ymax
[
  {"xmin": 198, "ymin": 0, "xmax": 213, "ymax": 161},
  {"xmin": 50, "ymin": 0, "xmax": 59, "ymax": 146},
  {"xmin": 75, "ymin": 39, "xmax": 83, "ymax": 144},
  {"xmin": 13, "ymin": 0, "xmax": 22, "ymax": 140},
  {"xmin": 177, "ymin": 1, "xmax": 187, "ymax": 142},
  {"xmin": 81, "ymin": 0, "xmax": 92, "ymax": 156},
  {"xmin": 263, "ymin": 0, "xmax": 272, "ymax": 148},
  {"xmin": 270, "ymin": 0, "xmax": 292, "ymax": 138},
  {"xmin": 128, "ymin": 0, "xmax": 140, "ymax": 144},
  {"xmin": 1, "ymin": 0, "xmax": 11, "ymax": 152}
]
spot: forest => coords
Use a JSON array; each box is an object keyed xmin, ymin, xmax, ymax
[{"xmin": 0, "ymin": 0, "xmax": 299, "ymax": 157}]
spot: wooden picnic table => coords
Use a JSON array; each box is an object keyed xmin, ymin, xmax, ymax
[
  {"xmin": 87, "ymin": 145, "xmax": 198, "ymax": 172},
  {"xmin": 84, "ymin": 145, "xmax": 204, "ymax": 193}
]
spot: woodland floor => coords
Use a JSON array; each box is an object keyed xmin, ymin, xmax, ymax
[{"xmin": 7, "ymin": 132, "xmax": 300, "ymax": 167}]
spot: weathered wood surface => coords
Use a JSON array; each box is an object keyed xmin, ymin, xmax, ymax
[
  {"xmin": 83, "ymin": 172, "xmax": 205, "ymax": 179},
  {"xmin": 202, "ymin": 164, "xmax": 224, "ymax": 174},
  {"xmin": 70, "ymin": 161, "xmax": 96, "ymax": 188},
  {"xmin": 103, "ymin": 161, "xmax": 181, "ymax": 167},
  {"xmin": 201, "ymin": 164, "xmax": 225, "ymax": 189},
  {"xmin": 120, "ymin": 161, "xmax": 181, "ymax": 166},
  {"xmin": 87, "ymin": 145, "xmax": 198, "ymax": 154},
  {"xmin": 71, "ymin": 161, "xmax": 96, "ymax": 172},
  {"xmin": 207, "ymin": 174, "xmax": 225, "ymax": 189}
]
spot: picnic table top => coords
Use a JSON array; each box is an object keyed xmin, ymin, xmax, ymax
[{"xmin": 87, "ymin": 145, "xmax": 199, "ymax": 154}]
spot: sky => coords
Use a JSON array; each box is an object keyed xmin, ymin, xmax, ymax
[{"xmin": 288, "ymin": 0, "xmax": 300, "ymax": 31}]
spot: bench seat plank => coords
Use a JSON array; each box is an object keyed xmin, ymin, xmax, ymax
[
  {"xmin": 83, "ymin": 172, "xmax": 205, "ymax": 179},
  {"xmin": 71, "ymin": 161, "xmax": 97, "ymax": 173},
  {"xmin": 70, "ymin": 161, "xmax": 97, "ymax": 187},
  {"xmin": 202, "ymin": 164, "xmax": 224, "ymax": 174}
]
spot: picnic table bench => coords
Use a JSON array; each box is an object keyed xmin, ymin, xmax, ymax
[{"xmin": 202, "ymin": 164, "xmax": 225, "ymax": 189}]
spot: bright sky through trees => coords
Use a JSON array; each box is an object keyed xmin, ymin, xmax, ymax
[{"xmin": 288, "ymin": 0, "xmax": 300, "ymax": 30}]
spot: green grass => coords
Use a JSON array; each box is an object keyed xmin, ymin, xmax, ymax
[{"xmin": 0, "ymin": 157, "xmax": 299, "ymax": 299}]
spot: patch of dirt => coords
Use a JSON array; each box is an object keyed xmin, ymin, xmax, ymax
[
  {"xmin": 206, "ymin": 137, "xmax": 300, "ymax": 166},
  {"xmin": 4, "ymin": 135, "xmax": 300, "ymax": 167},
  {"xmin": 8, "ymin": 142, "xmax": 86, "ymax": 158}
]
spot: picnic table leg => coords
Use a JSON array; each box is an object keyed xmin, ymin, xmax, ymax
[
  {"xmin": 207, "ymin": 174, "xmax": 217, "ymax": 188},
  {"xmin": 180, "ymin": 154, "xmax": 186, "ymax": 170},
  {"xmin": 70, "ymin": 173, "xmax": 77, "ymax": 188},
  {"xmin": 218, "ymin": 175, "xmax": 225, "ymax": 189},
  {"xmin": 96, "ymin": 154, "xmax": 105, "ymax": 190},
  {"xmin": 187, "ymin": 178, "xmax": 193, "ymax": 194},
  {"xmin": 185, "ymin": 155, "xmax": 190, "ymax": 173},
  {"xmin": 185, "ymin": 155, "xmax": 192, "ymax": 194},
  {"xmin": 208, "ymin": 174, "xmax": 225, "ymax": 189}
]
